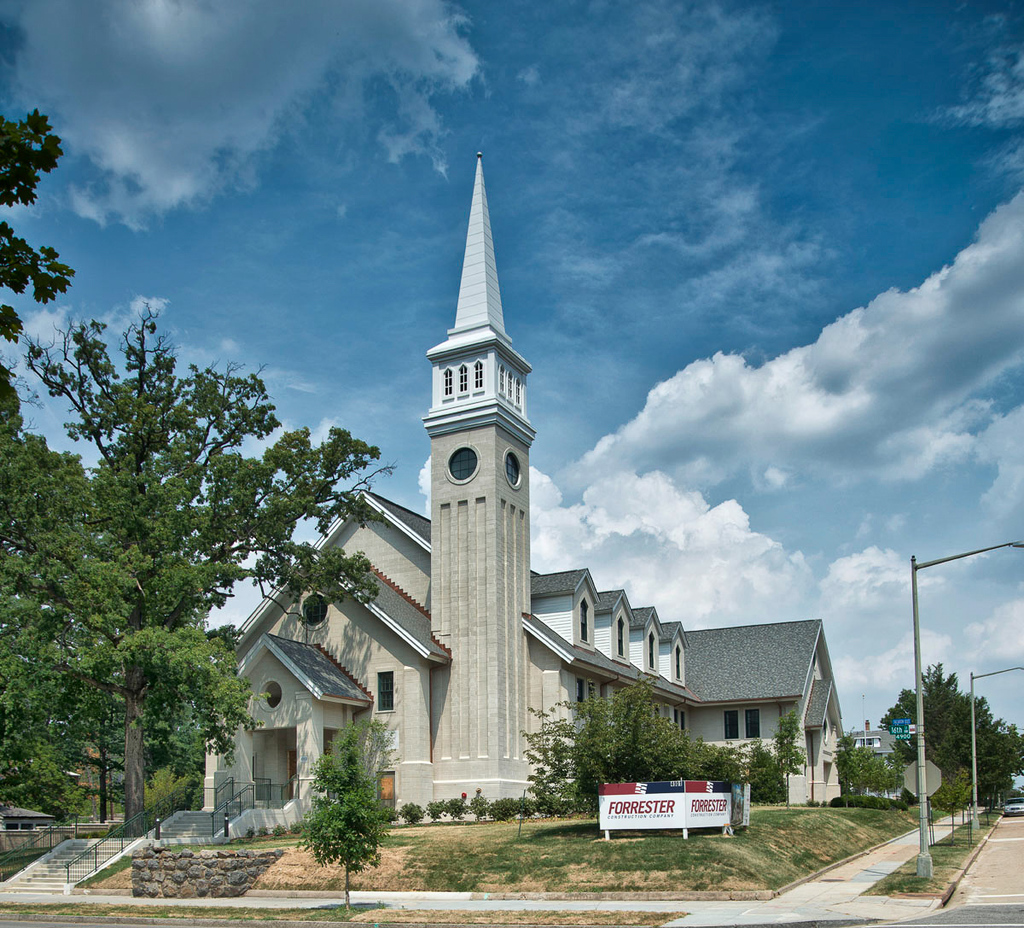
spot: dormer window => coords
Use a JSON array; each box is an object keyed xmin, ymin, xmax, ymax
[
  {"xmin": 648, "ymin": 632, "xmax": 655, "ymax": 669},
  {"xmin": 675, "ymin": 645, "xmax": 681, "ymax": 680},
  {"xmin": 474, "ymin": 360, "xmax": 483, "ymax": 390},
  {"xmin": 443, "ymin": 369, "xmax": 453, "ymax": 397},
  {"xmin": 459, "ymin": 364, "xmax": 468, "ymax": 393},
  {"xmin": 580, "ymin": 599, "xmax": 589, "ymax": 642},
  {"xmin": 617, "ymin": 617, "xmax": 624, "ymax": 657}
]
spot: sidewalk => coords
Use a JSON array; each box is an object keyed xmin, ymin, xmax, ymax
[{"xmin": 0, "ymin": 824, "xmax": 955, "ymax": 925}]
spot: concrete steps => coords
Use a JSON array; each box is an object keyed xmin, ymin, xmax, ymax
[
  {"xmin": 157, "ymin": 811, "xmax": 219, "ymax": 841},
  {"xmin": 0, "ymin": 839, "xmax": 92, "ymax": 892}
]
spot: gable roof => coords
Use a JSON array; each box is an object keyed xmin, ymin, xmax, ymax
[
  {"xmin": 531, "ymin": 569, "xmax": 590, "ymax": 597},
  {"xmin": 682, "ymin": 619, "xmax": 822, "ymax": 702},
  {"xmin": 804, "ymin": 678, "xmax": 832, "ymax": 728},
  {"xmin": 366, "ymin": 492, "xmax": 431, "ymax": 545},
  {"xmin": 523, "ymin": 614, "xmax": 701, "ymax": 703},
  {"xmin": 630, "ymin": 606, "xmax": 656, "ymax": 629},
  {"xmin": 370, "ymin": 570, "xmax": 450, "ymax": 661},
  {"xmin": 258, "ymin": 634, "xmax": 373, "ymax": 704},
  {"xmin": 660, "ymin": 620, "xmax": 687, "ymax": 647},
  {"xmin": 596, "ymin": 589, "xmax": 625, "ymax": 610},
  {"xmin": 0, "ymin": 805, "xmax": 54, "ymax": 821}
]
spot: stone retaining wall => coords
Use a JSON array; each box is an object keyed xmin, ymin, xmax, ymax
[{"xmin": 131, "ymin": 847, "xmax": 283, "ymax": 898}]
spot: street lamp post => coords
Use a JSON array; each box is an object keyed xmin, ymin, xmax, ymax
[
  {"xmin": 910, "ymin": 540, "xmax": 1024, "ymax": 879},
  {"xmin": 970, "ymin": 666, "xmax": 1024, "ymax": 827}
]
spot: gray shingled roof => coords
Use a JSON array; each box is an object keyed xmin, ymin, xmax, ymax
[
  {"xmin": 804, "ymin": 678, "xmax": 831, "ymax": 728},
  {"xmin": 524, "ymin": 616, "xmax": 700, "ymax": 703},
  {"xmin": 596, "ymin": 590, "xmax": 624, "ymax": 610},
  {"xmin": 531, "ymin": 569, "xmax": 589, "ymax": 596},
  {"xmin": 0, "ymin": 805, "xmax": 54, "ymax": 820},
  {"xmin": 266, "ymin": 635, "xmax": 372, "ymax": 703},
  {"xmin": 368, "ymin": 493, "xmax": 431, "ymax": 542},
  {"xmin": 631, "ymin": 606, "xmax": 655, "ymax": 629},
  {"xmin": 372, "ymin": 576, "xmax": 450, "ymax": 661},
  {"xmin": 661, "ymin": 620, "xmax": 685, "ymax": 646},
  {"xmin": 683, "ymin": 619, "xmax": 821, "ymax": 702}
]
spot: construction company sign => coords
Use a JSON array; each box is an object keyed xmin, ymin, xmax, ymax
[{"xmin": 598, "ymin": 780, "xmax": 748, "ymax": 838}]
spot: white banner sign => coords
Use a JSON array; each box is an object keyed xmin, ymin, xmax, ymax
[{"xmin": 598, "ymin": 780, "xmax": 747, "ymax": 835}]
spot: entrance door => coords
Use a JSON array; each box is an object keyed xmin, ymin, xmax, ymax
[
  {"xmin": 287, "ymin": 750, "xmax": 297, "ymax": 800},
  {"xmin": 378, "ymin": 772, "xmax": 395, "ymax": 809}
]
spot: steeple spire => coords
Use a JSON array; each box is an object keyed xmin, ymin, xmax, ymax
[{"xmin": 453, "ymin": 153, "xmax": 505, "ymax": 336}]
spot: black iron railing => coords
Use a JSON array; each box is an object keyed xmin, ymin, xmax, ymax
[
  {"xmin": 64, "ymin": 787, "xmax": 193, "ymax": 885},
  {"xmin": 0, "ymin": 823, "xmax": 78, "ymax": 882}
]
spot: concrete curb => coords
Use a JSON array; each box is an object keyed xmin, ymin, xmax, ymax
[{"xmin": 938, "ymin": 821, "xmax": 995, "ymax": 907}]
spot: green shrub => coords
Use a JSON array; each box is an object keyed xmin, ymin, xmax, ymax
[
  {"xmin": 469, "ymin": 794, "xmax": 491, "ymax": 821},
  {"xmin": 831, "ymin": 794, "xmax": 902, "ymax": 810},
  {"xmin": 289, "ymin": 821, "xmax": 304, "ymax": 835},
  {"xmin": 381, "ymin": 805, "xmax": 399, "ymax": 823},
  {"xmin": 490, "ymin": 797, "xmax": 522, "ymax": 822},
  {"xmin": 257, "ymin": 825, "xmax": 269, "ymax": 836},
  {"xmin": 445, "ymin": 797, "xmax": 468, "ymax": 821},
  {"xmin": 272, "ymin": 824, "xmax": 287, "ymax": 836},
  {"xmin": 426, "ymin": 800, "xmax": 447, "ymax": 822},
  {"xmin": 245, "ymin": 827, "xmax": 255, "ymax": 839},
  {"xmin": 400, "ymin": 802, "xmax": 425, "ymax": 825}
]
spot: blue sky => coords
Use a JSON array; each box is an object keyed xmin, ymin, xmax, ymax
[{"xmin": 3, "ymin": 0, "xmax": 1024, "ymax": 742}]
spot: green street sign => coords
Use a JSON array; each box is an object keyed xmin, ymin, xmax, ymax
[{"xmin": 889, "ymin": 718, "xmax": 912, "ymax": 740}]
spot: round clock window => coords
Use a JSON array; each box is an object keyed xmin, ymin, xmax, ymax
[
  {"xmin": 448, "ymin": 447, "xmax": 478, "ymax": 481},
  {"xmin": 505, "ymin": 451, "xmax": 521, "ymax": 487}
]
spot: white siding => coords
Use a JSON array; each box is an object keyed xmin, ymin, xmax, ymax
[{"xmin": 532, "ymin": 593, "xmax": 573, "ymax": 641}]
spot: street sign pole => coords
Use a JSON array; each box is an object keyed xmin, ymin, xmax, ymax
[{"xmin": 911, "ymin": 557, "xmax": 932, "ymax": 879}]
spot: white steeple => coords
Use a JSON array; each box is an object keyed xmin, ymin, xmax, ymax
[
  {"xmin": 453, "ymin": 153, "xmax": 505, "ymax": 336},
  {"xmin": 424, "ymin": 154, "xmax": 534, "ymax": 448}
]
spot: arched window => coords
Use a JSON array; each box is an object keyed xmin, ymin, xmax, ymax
[
  {"xmin": 675, "ymin": 645, "xmax": 681, "ymax": 679},
  {"xmin": 443, "ymin": 369, "xmax": 453, "ymax": 397},
  {"xmin": 458, "ymin": 364, "xmax": 468, "ymax": 393},
  {"xmin": 617, "ymin": 617, "xmax": 624, "ymax": 656},
  {"xmin": 580, "ymin": 599, "xmax": 589, "ymax": 642},
  {"xmin": 474, "ymin": 360, "xmax": 483, "ymax": 390},
  {"xmin": 648, "ymin": 632, "xmax": 655, "ymax": 669},
  {"xmin": 499, "ymin": 366, "xmax": 506, "ymax": 395},
  {"xmin": 515, "ymin": 378, "xmax": 522, "ymax": 406}
]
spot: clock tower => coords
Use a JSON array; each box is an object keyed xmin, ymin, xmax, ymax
[{"xmin": 423, "ymin": 154, "xmax": 535, "ymax": 797}]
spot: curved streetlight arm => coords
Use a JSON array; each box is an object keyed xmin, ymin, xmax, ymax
[
  {"xmin": 971, "ymin": 666, "xmax": 1024, "ymax": 826},
  {"xmin": 915, "ymin": 541, "xmax": 1024, "ymax": 572}
]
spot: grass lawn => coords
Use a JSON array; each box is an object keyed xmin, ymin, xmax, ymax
[
  {"xmin": 865, "ymin": 818, "xmax": 996, "ymax": 896},
  {"xmin": 0, "ymin": 903, "xmax": 676, "ymax": 925},
  {"xmin": 239, "ymin": 807, "xmax": 917, "ymax": 894}
]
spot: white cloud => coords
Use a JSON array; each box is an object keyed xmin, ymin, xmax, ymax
[
  {"xmin": 571, "ymin": 193, "xmax": 1024, "ymax": 490},
  {"xmin": 530, "ymin": 465, "xmax": 812, "ymax": 624},
  {"xmin": 820, "ymin": 546, "xmax": 909, "ymax": 613},
  {"xmin": 834, "ymin": 627, "xmax": 954, "ymax": 695},
  {"xmin": 5, "ymin": 0, "xmax": 479, "ymax": 226},
  {"xmin": 944, "ymin": 45, "xmax": 1024, "ymax": 129},
  {"xmin": 418, "ymin": 457, "xmax": 431, "ymax": 514},
  {"xmin": 964, "ymin": 598, "xmax": 1024, "ymax": 663}
]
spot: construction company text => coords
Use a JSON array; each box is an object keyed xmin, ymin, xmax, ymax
[{"xmin": 598, "ymin": 780, "xmax": 748, "ymax": 838}]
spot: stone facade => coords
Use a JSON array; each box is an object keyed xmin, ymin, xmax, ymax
[{"xmin": 131, "ymin": 847, "xmax": 283, "ymax": 898}]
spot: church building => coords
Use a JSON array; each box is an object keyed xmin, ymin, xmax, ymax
[{"xmin": 204, "ymin": 156, "xmax": 843, "ymax": 816}]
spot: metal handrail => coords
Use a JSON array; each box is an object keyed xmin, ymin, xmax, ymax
[
  {"xmin": 210, "ymin": 784, "xmax": 255, "ymax": 837},
  {"xmin": 212, "ymin": 777, "xmax": 235, "ymax": 810},
  {"xmin": 0, "ymin": 823, "xmax": 78, "ymax": 882},
  {"xmin": 63, "ymin": 787, "xmax": 193, "ymax": 885}
]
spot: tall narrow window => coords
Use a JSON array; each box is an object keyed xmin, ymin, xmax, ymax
[
  {"xmin": 474, "ymin": 360, "xmax": 483, "ymax": 389},
  {"xmin": 580, "ymin": 599, "xmax": 589, "ymax": 642},
  {"xmin": 745, "ymin": 708, "xmax": 760, "ymax": 738},
  {"xmin": 443, "ymin": 369, "xmax": 453, "ymax": 397},
  {"xmin": 458, "ymin": 364, "xmax": 468, "ymax": 393},
  {"xmin": 378, "ymin": 671, "xmax": 394, "ymax": 711},
  {"xmin": 617, "ymin": 617, "xmax": 624, "ymax": 656},
  {"xmin": 674, "ymin": 645, "xmax": 682, "ymax": 680},
  {"xmin": 678, "ymin": 710, "xmax": 685, "ymax": 731},
  {"xmin": 724, "ymin": 709, "xmax": 739, "ymax": 739},
  {"xmin": 576, "ymin": 677, "xmax": 586, "ymax": 703},
  {"xmin": 515, "ymin": 378, "xmax": 522, "ymax": 406},
  {"xmin": 499, "ymin": 366, "xmax": 506, "ymax": 395},
  {"xmin": 648, "ymin": 632, "xmax": 655, "ymax": 669}
]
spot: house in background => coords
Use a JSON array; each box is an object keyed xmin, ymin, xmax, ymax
[
  {"xmin": 205, "ymin": 156, "xmax": 843, "ymax": 818},
  {"xmin": 0, "ymin": 806, "xmax": 54, "ymax": 831}
]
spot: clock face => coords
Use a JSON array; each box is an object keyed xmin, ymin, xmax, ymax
[
  {"xmin": 448, "ymin": 447, "xmax": 478, "ymax": 481},
  {"xmin": 505, "ymin": 451, "xmax": 521, "ymax": 487}
]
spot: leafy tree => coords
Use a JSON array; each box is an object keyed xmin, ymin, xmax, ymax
[
  {"xmin": 303, "ymin": 720, "xmax": 394, "ymax": 908},
  {"xmin": 743, "ymin": 739, "xmax": 785, "ymax": 804},
  {"xmin": 881, "ymin": 664, "xmax": 1024, "ymax": 807},
  {"xmin": 772, "ymin": 709, "xmax": 805, "ymax": 808},
  {"xmin": 1, "ymin": 311, "xmax": 388, "ymax": 821},
  {"xmin": 0, "ymin": 110, "xmax": 75, "ymax": 399}
]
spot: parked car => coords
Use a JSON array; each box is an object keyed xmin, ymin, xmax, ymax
[{"xmin": 1003, "ymin": 798, "xmax": 1024, "ymax": 816}]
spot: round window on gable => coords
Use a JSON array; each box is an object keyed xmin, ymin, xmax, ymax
[
  {"xmin": 448, "ymin": 447, "xmax": 478, "ymax": 481},
  {"xmin": 505, "ymin": 451, "xmax": 521, "ymax": 488},
  {"xmin": 303, "ymin": 594, "xmax": 329, "ymax": 627},
  {"xmin": 265, "ymin": 681, "xmax": 282, "ymax": 709}
]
